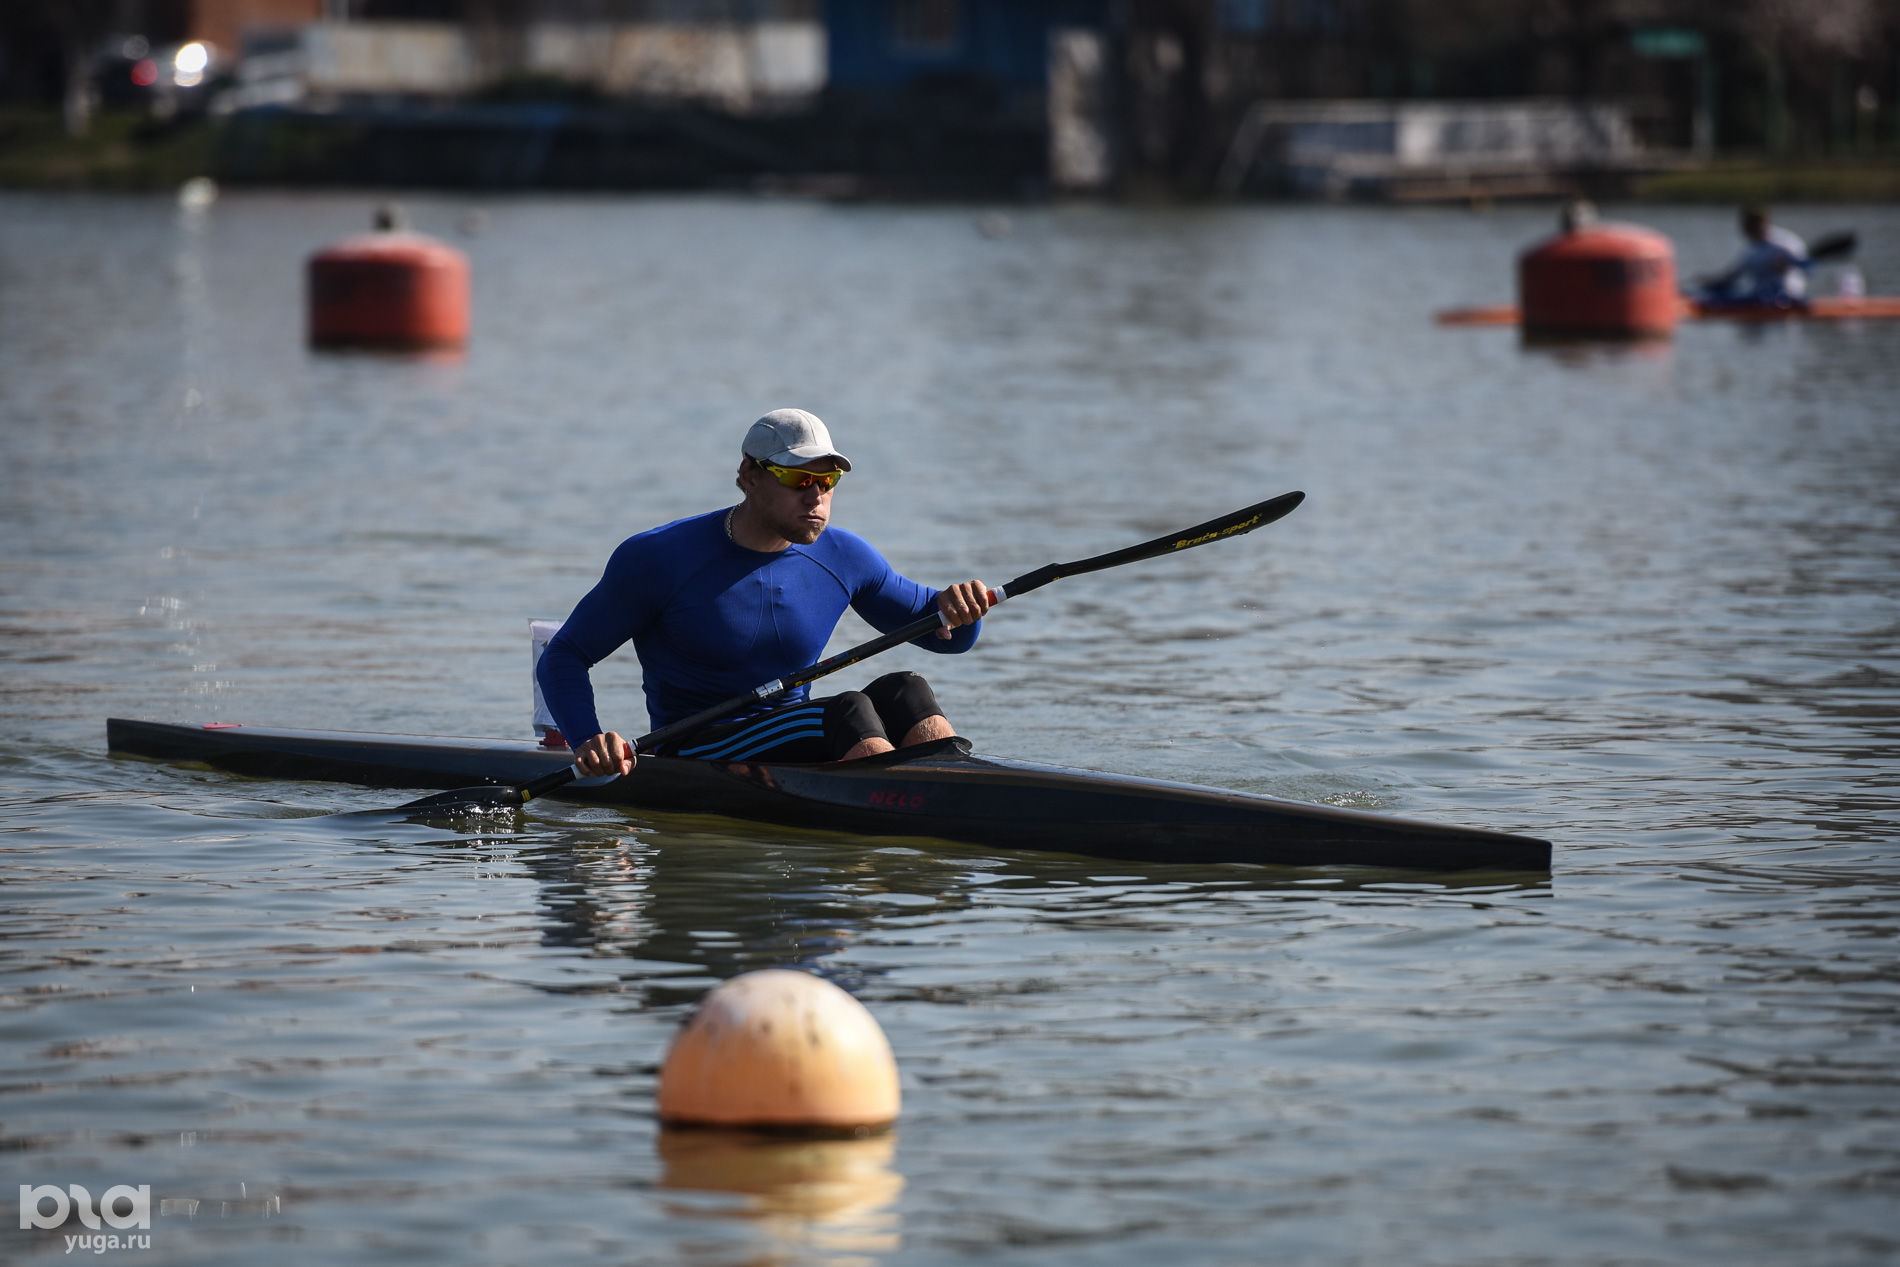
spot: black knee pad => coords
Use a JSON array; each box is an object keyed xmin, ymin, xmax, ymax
[
  {"xmin": 861, "ymin": 671, "xmax": 942, "ymax": 740},
  {"xmin": 824, "ymin": 690, "xmax": 889, "ymax": 752}
]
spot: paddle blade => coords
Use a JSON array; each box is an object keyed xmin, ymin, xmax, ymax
[
  {"xmin": 392, "ymin": 783, "xmax": 528, "ymax": 812},
  {"xmin": 1163, "ymin": 488, "xmax": 1304, "ymax": 552},
  {"xmin": 1809, "ymin": 231, "xmax": 1857, "ymax": 262},
  {"xmin": 1011, "ymin": 490, "xmax": 1305, "ymax": 595},
  {"xmin": 384, "ymin": 764, "xmax": 580, "ymax": 814}
]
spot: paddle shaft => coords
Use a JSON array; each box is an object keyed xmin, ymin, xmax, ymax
[{"xmin": 499, "ymin": 489, "xmax": 1305, "ymax": 806}]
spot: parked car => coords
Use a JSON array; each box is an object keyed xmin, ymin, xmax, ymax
[{"xmin": 93, "ymin": 35, "xmax": 229, "ymax": 119}]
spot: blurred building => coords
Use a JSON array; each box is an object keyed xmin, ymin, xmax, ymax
[
  {"xmin": 823, "ymin": 0, "xmax": 1113, "ymax": 193},
  {"xmin": 1213, "ymin": 98, "xmax": 1642, "ymax": 201},
  {"xmin": 196, "ymin": 0, "xmax": 1116, "ymax": 194},
  {"xmin": 194, "ymin": 0, "xmax": 329, "ymax": 57},
  {"xmin": 218, "ymin": 15, "xmax": 825, "ymax": 113}
]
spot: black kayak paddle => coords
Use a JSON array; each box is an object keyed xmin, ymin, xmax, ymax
[
  {"xmin": 392, "ymin": 489, "xmax": 1306, "ymax": 814},
  {"xmin": 1807, "ymin": 230, "xmax": 1857, "ymax": 263}
]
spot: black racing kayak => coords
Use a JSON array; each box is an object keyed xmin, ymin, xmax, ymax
[{"xmin": 106, "ymin": 718, "xmax": 1551, "ymax": 872}]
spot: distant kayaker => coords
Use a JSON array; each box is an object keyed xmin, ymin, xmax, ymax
[
  {"xmin": 1695, "ymin": 205, "xmax": 1809, "ymax": 307},
  {"xmin": 537, "ymin": 408, "xmax": 992, "ymax": 778}
]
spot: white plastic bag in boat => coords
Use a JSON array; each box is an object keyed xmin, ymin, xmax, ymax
[{"xmin": 530, "ymin": 619, "xmax": 565, "ymax": 747}]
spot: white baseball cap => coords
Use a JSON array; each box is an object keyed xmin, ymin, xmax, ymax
[{"xmin": 742, "ymin": 408, "xmax": 852, "ymax": 471}]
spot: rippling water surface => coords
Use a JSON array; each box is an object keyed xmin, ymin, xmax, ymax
[{"xmin": 2, "ymin": 191, "xmax": 1897, "ymax": 1264}]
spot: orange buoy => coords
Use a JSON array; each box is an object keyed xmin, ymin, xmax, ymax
[
  {"xmin": 657, "ymin": 970, "xmax": 900, "ymax": 1134},
  {"xmin": 307, "ymin": 213, "xmax": 469, "ymax": 350},
  {"xmin": 1518, "ymin": 223, "xmax": 1679, "ymax": 339}
]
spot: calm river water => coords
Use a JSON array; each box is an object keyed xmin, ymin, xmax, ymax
[{"xmin": 2, "ymin": 190, "xmax": 1897, "ymax": 1265}]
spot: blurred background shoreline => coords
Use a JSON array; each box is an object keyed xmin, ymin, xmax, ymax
[{"xmin": 4, "ymin": 0, "xmax": 1900, "ymax": 202}]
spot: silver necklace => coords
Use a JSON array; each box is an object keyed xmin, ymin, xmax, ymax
[{"xmin": 723, "ymin": 506, "xmax": 737, "ymax": 543}]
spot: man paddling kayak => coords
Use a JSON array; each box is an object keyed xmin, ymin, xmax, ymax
[
  {"xmin": 1694, "ymin": 205, "xmax": 1809, "ymax": 308},
  {"xmin": 536, "ymin": 408, "xmax": 992, "ymax": 778}
]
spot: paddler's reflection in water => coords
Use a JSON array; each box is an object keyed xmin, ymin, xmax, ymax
[
  {"xmin": 509, "ymin": 807, "xmax": 894, "ymax": 1006},
  {"xmin": 656, "ymin": 1128, "xmax": 904, "ymax": 1256}
]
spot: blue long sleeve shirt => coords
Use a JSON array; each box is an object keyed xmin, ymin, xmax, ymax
[{"xmin": 536, "ymin": 508, "xmax": 979, "ymax": 744}]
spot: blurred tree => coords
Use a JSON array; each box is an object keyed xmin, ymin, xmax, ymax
[
  {"xmin": 1723, "ymin": 0, "xmax": 1884, "ymax": 152},
  {"xmin": 468, "ymin": 0, "xmax": 531, "ymax": 80},
  {"xmin": 8, "ymin": 0, "xmax": 124, "ymax": 135},
  {"xmin": 1123, "ymin": 0, "xmax": 1217, "ymax": 193}
]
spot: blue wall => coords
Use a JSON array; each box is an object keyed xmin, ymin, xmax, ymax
[{"xmin": 827, "ymin": 0, "xmax": 1110, "ymax": 91}]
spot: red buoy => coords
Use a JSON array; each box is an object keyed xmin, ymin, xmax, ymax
[
  {"xmin": 307, "ymin": 217, "xmax": 469, "ymax": 350},
  {"xmin": 1518, "ymin": 223, "xmax": 1679, "ymax": 340}
]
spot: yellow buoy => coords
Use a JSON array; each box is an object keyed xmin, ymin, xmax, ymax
[{"xmin": 657, "ymin": 970, "xmax": 900, "ymax": 1133}]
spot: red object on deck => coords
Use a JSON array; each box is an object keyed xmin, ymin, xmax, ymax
[
  {"xmin": 1518, "ymin": 224, "xmax": 1679, "ymax": 339},
  {"xmin": 307, "ymin": 232, "xmax": 469, "ymax": 350}
]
